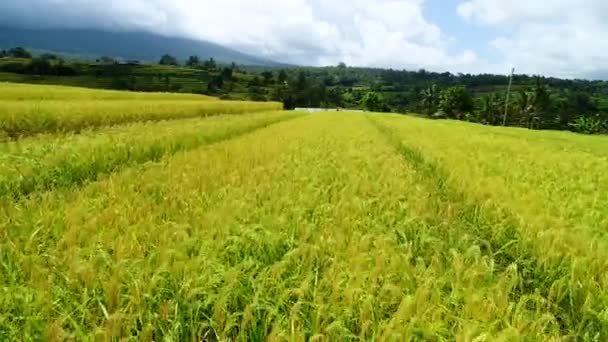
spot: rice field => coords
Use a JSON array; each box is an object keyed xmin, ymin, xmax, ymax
[
  {"xmin": 1, "ymin": 85, "xmax": 608, "ymax": 340},
  {"xmin": 0, "ymin": 83, "xmax": 282, "ymax": 137},
  {"xmin": 0, "ymin": 111, "xmax": 299, "ymax": 199},
  {"xmin": 0, "ymin": 83, "xmax": 217, "ymax": 101}
]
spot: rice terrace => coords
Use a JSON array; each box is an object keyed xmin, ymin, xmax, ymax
[{"xmin": 0, "ymin": 82, "xmax": 607, "ymax": 341}]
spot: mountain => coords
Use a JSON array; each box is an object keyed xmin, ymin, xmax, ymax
[{"xmin": 0, "ymin": 27, "xmax": 285, "ymax": 66}]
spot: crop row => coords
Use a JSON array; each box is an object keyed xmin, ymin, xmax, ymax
[
  {"xmin": 3, "ymin": 113, "xmax": 603, "ymax": 340},
  {"xmin": 0, "ymin": 83, "xmax": 216, "ymax": 101},
  {"xmin": 0, "ymin": 99, "xmax": 283, "ymax": 137},
  {"xmin": 371, "ymin": 114, "xmax": 608, "ymax": 338},
  {"xmin": 0, "ymin": 111, "xmax": 300, "ymax": 199}
]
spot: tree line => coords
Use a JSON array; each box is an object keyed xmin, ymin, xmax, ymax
[
  {"xmin": 2, "ymin": 47, "xmax": 607, "ymax": 134},
  {"xmin": 252, "ymin": 65, "xmax": 608, "ymax": 134},
  {"xmin": 0, "ymin": 47, "xmax": 77, "ymax": 76},
  {"xmin": 415, "ymin": 78, "xmax": 607, "ymax": 133}
]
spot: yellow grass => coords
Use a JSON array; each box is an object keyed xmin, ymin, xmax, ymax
[
  {"xmin": 0, "ymin": 82, "xmax": 217, "ymax": 101},
  {"xmin": 0, "ymin": 83, "xmax": 282, "ymax": 137}
]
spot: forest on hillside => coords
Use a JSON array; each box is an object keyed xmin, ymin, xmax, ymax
[{"xmin": 2, "ymin": 47, "xmax": 608, "ymax": 134}]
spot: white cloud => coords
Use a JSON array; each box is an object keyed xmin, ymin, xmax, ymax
[
  {"xmin": 3, "ymin": 0, "xmax": 608, "ymax": 78},
  {"xmin": 0, "ymin": 0, "xmax": 486, "ymax": 73},
  {"xmin": 457, "ymin": 0, "xmax": 575, "ymax": 25},
  {"xmin": 458, "ymin": 0, "xmax": 608, "ymax": 78}
]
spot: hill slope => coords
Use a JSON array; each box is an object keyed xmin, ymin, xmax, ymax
[{"xmin": 0, "ymin": 27, "xmax": 284, "ymax": 66}]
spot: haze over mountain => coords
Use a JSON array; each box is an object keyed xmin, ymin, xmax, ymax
[
  {"xmin": 1, "ymin": 0, "xmax": 608, "ymax": 79},
  {"xmin": 0, "ymin": 27, "xmax": 284, "ymax": 66}
]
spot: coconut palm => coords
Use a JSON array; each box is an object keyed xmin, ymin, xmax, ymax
[{"xmin": 420, "ymin": 84, "xmax": 438, "ymax": 116}]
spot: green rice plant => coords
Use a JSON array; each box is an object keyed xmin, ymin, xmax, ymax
[
  {"xmin": 2, "ymin": 113, "xmax": 593, "ymax": 341},
  {"xmin": 0, "ymin": 111, "xmax": 301, "ymax": 199},
  {"xmin": 0, "ymin": 99, "xmax": 283, "ymax": 137},
  {"xmin": 372, "ymin": 113, "xmax": 608, "ymax": 338},
  {"xmin": 433, "ymin": 116, "xmax": 608, "ymax": 157},
  {"xmin": 374, "ymin": 114, "xmax": 608, "ymax": 252}
]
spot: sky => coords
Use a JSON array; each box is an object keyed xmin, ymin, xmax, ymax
[{"xmin": 1, "ymin": 0, "xmax": 608, "ymax": 79}]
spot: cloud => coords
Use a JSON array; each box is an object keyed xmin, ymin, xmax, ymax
[
  {"xmin": 0, "ymin": 0, "xmax": 486, "ymax": 73},
  {"xmin": 457, "ymin": 0, "xmax": 575, "ymax": 25},
  {"xmin": 457, "ymin": 0, "xmax": 608, "ymax": 78}
]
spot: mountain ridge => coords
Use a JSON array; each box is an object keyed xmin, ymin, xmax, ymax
[{"xmin": 0, "ymin": 26, "xmax": 287, "ymax": 66}]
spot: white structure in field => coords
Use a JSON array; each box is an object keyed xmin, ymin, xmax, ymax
[
  {"xmin": 295, "ymin": 108, "xmax": 364, "ymax": 113},
  {"xmin": 294, "ymin": 108, "xmax": 337, "ymax": 113}
]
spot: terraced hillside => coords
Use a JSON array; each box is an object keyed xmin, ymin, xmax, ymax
[{"xmin": 1, "ymin": 84, "xmax": 607, "ymax": 340}]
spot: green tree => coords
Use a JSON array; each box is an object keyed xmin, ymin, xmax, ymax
[
  {"xmin": 564, "ymin": 90, "xmax": 596, "ymax": 114},
  {"xmin": 164, "ymin": 75, "xmax": 171, "ymax": 91},
  {"xmin": 249, "ymin": 76, "xmax": 262, "ymax": 87},
  {"xmin": 479, "ymin": 94, "xmax": 504, "ymax": 125},
  {"xmin": 221, "ymin": 67, "xmax": 233, "ymax": 81},
  {"xmin": 261, "ymin": 71, "xmax": 274, "ymax": 85},
  {"xmin": 530, "ymin": 77, "xmax": 552, "ymax": 128},
  {"xmin": 248, "ymin": 84, "xmax": 266, "ymax": 101},
  {"xmin": 291, "ymin": 71, "xmax": 310, "ymax": 106},
  {"xmin": 186, "ymin": 55, "xmax": 200, "ymax": 67},
  {"xmin": 325, "ymin": 87, "xmax": 344, "ymax": 108},
  {"xmin": 203, "ymin": 58, "xmax": 217, "ymax": 70},
  {"xmin": 27, "ymin": 57, "xmax": 52, "ymax": 75},
  {"xmin": 159, "ymin": 54, "xmax": 178, "ymax": 66},
  {"xmin": 271, "ymin": 82, "xmax": 287, "ymax": 102},
  {"xmin": 53, "ymin": 59, "xmax": 77, "ymax": 76},
  {"xmin": 308, "ymin": 82, "xmax": 326, "ymax": 108},
  {"xmin": 230, "ymin": 62, "xmax": 239, "ymax": 73},
  {"xmin": 438, "ymin": 86, "xmax": 474, "ymax": 119},
  {"xmin": 479, "ymin": 95, "xmax": 494, "ymax": 124},
  {"xmin": 282, "ymin": 94, "xmax": 296, "ymax": 110},
  {"xmin": 278, "ymin": 70, "xmax": 288, "ymax": 84},
  {"xmin": 517, "ymin": 90, "xmax": 530, "ymax": 116},
  {"xmin": 420, "ymin": 84, "xmax": 439, "ymax": 116},
  {"xmin": 207, "ymin": 75, "xmax": 224, "ymax": 94},
  {"xmin": 555, "ymin": 90, "xmax": 598, "ymax": 128},
  {"xmin": 294, "ymin": 71, "xmax": 308, "ymax": 90},
  {"xmin": 8, "ymin": 47, "xmax": 32, "ymax": 58},
  {"xmin": 511, "ymin": 90, "xmax": 531, "ymax": 127},
  {"xmin": 514, "ymin": 90, "xmax": 542, "ymax": 128},
  {"xmin": 361, "ymin": 92, "xmax": 382, "ymax": 112},
  {"xmin": 247, "ymin": 75, "xmax": 268, "ymax": 100}
]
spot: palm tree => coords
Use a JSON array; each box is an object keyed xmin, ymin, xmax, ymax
[
  {"xmin": 517, "ymin": 90, "xmax": 533, "ymax": 128},
  {"xmin": 480, "ymin": 95, "xmax": 493, "ymax": 124},
  {"xmin": 530, "ymin": 77, "xmax": 552, "ymax": 128},
  {"xmin": 479, "ymin": 94, "xmax": 503, "ymax": 125},
  {"xmin": 517, "ymin": 90, "xmax": 528, "ymax": 112},
  {"xmin": 420, "ymin": 84, "xmax": 438, "ymax": 116}
]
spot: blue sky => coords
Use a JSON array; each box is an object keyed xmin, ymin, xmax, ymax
[
  {"xmin": 1, "ymin": 0, "xmax": 607, "ymax": 79},
  {"xmin": 424, "ymin": 0, "xmax": 500, "ymax": 63}
]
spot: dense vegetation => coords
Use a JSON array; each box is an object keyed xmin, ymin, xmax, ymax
[
  {"xmin": 1, "ymin": 84, "xmax": 608, "ymax": 339},
  {"xmin": 2, "ymin": 47, "xmax": 608, "ymax": 133}
]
